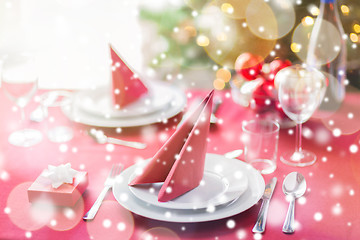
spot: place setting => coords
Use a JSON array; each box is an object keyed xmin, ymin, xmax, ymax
[
  {"xmin": 105, "ymin": 90, "xmax": 266, "ymax": 223},
  {"xmin": 95, "ymin": 64, "xmax": 324, "ymax": 231},
  {"xmin": 62, "ymin": 45, "xmax": 187, "ymax": 128}
]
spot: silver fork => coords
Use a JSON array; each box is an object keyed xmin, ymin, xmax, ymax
[{"xmin": 83, "ymin": 163, "xmax": 124, "ymax": 220}]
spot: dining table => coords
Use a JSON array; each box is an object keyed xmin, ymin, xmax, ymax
[{"xmin": 1, "ymin": 87, "xmax": 360, "ymax": 240}]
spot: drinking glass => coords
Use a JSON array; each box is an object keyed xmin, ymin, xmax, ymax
[
  {"xmin": 276, "ymin": 65, "xmax": 326, "ymax": 166},
  {"xmin": 242, "ymin": 119, "xmax": 279, "ymax": 174},
  {"xmin": 40, "ymin": 90, "xmax": 74, "ymax": 143},
  {"xmin": 1, "ymin": 53, "xmax": 43, "ymax": 147}
]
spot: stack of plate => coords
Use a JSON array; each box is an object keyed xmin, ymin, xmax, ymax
[
  {"xmin": 113, "ymin": 153, "xmax": 265, "ymax": 222},
  {"xmin": 62, "ymin": 83, "xmax": 187, "ymax": 127}
]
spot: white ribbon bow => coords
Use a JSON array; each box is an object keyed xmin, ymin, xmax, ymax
[{"xmin": 42, "ymin": 163, "xmax": 79, "ymax": 188}]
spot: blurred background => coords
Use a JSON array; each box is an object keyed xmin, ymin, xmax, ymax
[{"xmin": 0, "ymin": 0, "xmax": 359, "ymax": 90}]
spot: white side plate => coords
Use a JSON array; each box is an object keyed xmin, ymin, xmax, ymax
[
  {"xmin": 128, "ymin": 166, "xmax": 248, "ymax": 210},
  {"xmin": 62, "ymin": 83, "xmax": 186, "ymax": 128},
  {"xmin": 76, "ymin": 85, "xmax": 173, "ymax": 118},
  {"xmin": 113, "ymin": 153, "xmax": 265, "ymax": 223}
]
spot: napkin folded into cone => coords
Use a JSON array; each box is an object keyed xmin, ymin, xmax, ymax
[
  {"xmin": 110, "ymin": 45, "xmax": 148, "ymax": 108},
  {"xmin": 129, "ymin": 90, "xmax": 214, "ymax": 202}
]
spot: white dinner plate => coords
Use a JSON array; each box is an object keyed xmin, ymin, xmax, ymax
[
  {"xmin": 62, "ymin": 83, "xmax": 186, "ymax": 128},
  {"xmin": 113, "ymin": 153, "xmax": 265, "ymax": 223},
  {"xmin": 128, "ymin": 164, "xmax": 248, "ymax": 210},
  {"xmin": 75, "ymin": 85, "xmax": 173, "ymax": 118}
]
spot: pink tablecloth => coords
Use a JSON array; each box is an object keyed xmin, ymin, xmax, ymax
[{"xmin": 1, "ymin": 88, "xmax": 360, "ymax": 240}]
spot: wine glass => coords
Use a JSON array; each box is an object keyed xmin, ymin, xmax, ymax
[
  {"xmin": 276, "ymin": 65, "xmax": 326, "ymax": 166},
  {"xmin": 1, "ymin": 53, "xmax": 43, "ymax": 147}
]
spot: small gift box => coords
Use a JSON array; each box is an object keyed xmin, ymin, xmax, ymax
[{"xmin": 27, "ymin": 164, "xmax": 88, "ymax": 206}]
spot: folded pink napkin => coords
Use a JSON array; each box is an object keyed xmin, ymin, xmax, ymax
[
  {"xmin": 129, "ymin": 90, "xmax": 214, "ymax": 202},
  {"xmin": 110, "ymin": 45, "xmax": 148, "ymax": 108}
]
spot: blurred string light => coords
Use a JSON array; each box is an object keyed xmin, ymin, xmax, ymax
[
  {"xmin": 196, "ymin": 2, "xmax": 275, "ymax": 69},
  {"xmin": 353, "ymin": 24, "xmax": 360, "ymax": 33},
  {"xmin": 215, "ymin": 0, "xmax": 251, "ymax": 19},
  {"xmin": 221, "ymin": 3, "xmax": 234, "ymax": 14},
  {"xmin": 349, "ymin": 33, "xmax": 359, "ymax": 43},
  {"xmin": 213, "ymin": 68, "xmax": 232, "ymax": 90},
  {"xmin": 307, "ymin": 4, "xmax": 320, "ymax": 16},
  {"xmin": 290, "ymin": 42, "xmax": 302, "ymax": 53},
  {"xmin": 302, "ymin": 16, "xmax": 314, "ymax": 26},
  {"xmin": 340, "ymin": 5, "xmax": 350, "ymax": 16},
  {"xmin": 196, "ymin": 35, "xmax": 210, "ymax": 46}
]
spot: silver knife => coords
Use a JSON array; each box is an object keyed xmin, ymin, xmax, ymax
[{"xmin": 252, "ymin": 177, "xmax": 277, "ymax": 233}]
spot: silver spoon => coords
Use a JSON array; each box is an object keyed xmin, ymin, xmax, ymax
[
  {"xmin": 282, "ymin": 172, "xmax": 307, "ymax": 234},
  {"xmin": 88, "ymin": 129, "xmax": 147, "ymax": 149}
]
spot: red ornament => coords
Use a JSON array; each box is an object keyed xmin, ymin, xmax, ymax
[
  {"xmin": 268, "ymin": 59, "xmax": 292, "ymax": 81},
  {"xmin": 250, "ymin": 77, "xmax": 274, "ymax": 111},
  {"xmin": 235, "ymin": 53, "xmax": 264, "ymax": 81}
]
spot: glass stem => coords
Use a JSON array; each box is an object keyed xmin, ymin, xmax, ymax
[
  {"xmin": 20, "ymin": 107, "xmax": 25, "ymax": 124},
  {"xmin": 295, "ymin": 123, "xmax": 302, "ymax": 153}
]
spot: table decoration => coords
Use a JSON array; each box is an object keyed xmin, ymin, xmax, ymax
[
  {"xmin": 1, "ymin": 53, "xmax": 43, "ymax": 147},
  {"xmin": 306, "ymin": 0, "xmax": 347, "ymax": 114},
  {"xmin": 252, "ymin": 177, "xmax": 277, "ymax": 233},
  {"xmin": 282, "ymin": 172, "xmax": 307, "ymax": 234},
  {"xmin": 83, "ymin": 163, "xmax": 123, "ymax": 220},
  {"xmin": 113, "ymin": 153, "xmax": 265, "ymax": 223},
  {"xmin": 110, "ymin": 45, "xmax": 148, "ymax": 109},
  {"xmin": 27, "ymin": 163, "xmax": 88, "ymax": 206},
  {"xmin": 39, "ymin": 90, "xmax": 74, "ymax": 143},
  {"xmin": 276, "ymin": 65, "xmax": 326, "ymax": 166},
  {"xmin": 230, "ymin": 52, "xmax": 293, "ymax": 127},
  {"xmin": 129, "ymin": 90, "xmax": 214, "ymax": 202},
  {"xmin": 128, "ymin": 165, "xmax": 248, "ymax": 210},
  {"xmin": 242, "ymin": 119, "xmax": 279, "ymax": 174},
  {"xmin": 63, "ymin": 83, "xmax": 186, "ymax": 127}
]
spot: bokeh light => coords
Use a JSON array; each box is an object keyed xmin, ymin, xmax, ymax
[
  {"xmin": 319, "ymin": 93, "xmax": 360, "ymax": 134},
  {"xmin": 7, "ymin": 182, "xmax": 54, "ymax": 231},
  {"xmin": 306, "ymin": 19, "xmax": 342, "ymax": 66},
  {"xmin": 354, "ymin": 24, "xmax": 360, "ymax": 33},
  {"xmin": 213, "ymin": 78, "xmax": 226, "ymax": 90},
  {"xmin": 46, "ymin": 192, "xmax": 84, "ymax": 231},
  {"xmin": 302, "ymin": 16, "xmax": 314, "ymax": 26},
  {"xmin": 246, "ymin": 0, "xmax": 295, "ymax": 40},
  {"xmin": 350, "ymin": 33, "xmax": 359, "ymax": 43},
  {"xmin": 184, "ymin": 0, "xmax": 211, "ymax": 11},
  {"xmin": 7, "ymin": 181, "xmax": 86, "ymax": 233},
  {"xmin": 86, "ymin": 200, "xmax": 134, "ymax": 240},
  {"xmin": 307, "ymin": 4, "xmax": 319, "ymax": 16},
  {"xmin": 292, "ymin": 19, "xmax": 342, "ymax": 65},
  {"xmin": 139, "ymin": 227, "xmax": 181, "ymax": 240},
  {"xmin": 291, "ymin": 22, "xmax": 313, "ymax": 61},
  {"xmin": 213, "ymin": 0, "xmax": 251, "ymax": 19},
  {"xmin": 246, "ymin": 0, "xmax": 278, "ymax": 40},
  {"xmin": 340, "ymin": 5, "xmax": 350, "ymax": 16},
  {"xmin": 216, "ymin": 68, "xmax": 232, "ymax": 82},
  {"xmin": 197, "ymin": 3, "xmax": 275, "ymax": 69}
]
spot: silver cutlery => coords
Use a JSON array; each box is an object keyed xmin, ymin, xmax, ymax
[
  {"xmin": 224, "ymin": 149, "xmax": 243, "ymax": 159},
  {"xmin": 83, "ymin": 163, "xmax": 124, "ymax": 220},
  {"xmin": 30, "ymin": 91, "xmax": 60, "ymax": 122},
  {"xmin": 252, "ymin": 177, "xmax": 277, "ymax": 233},
  {"xmin": 282, "ymin": 172, "xmax": 307, "ymax": 234},
  {"xmin": 88, "ymin": 129, "xmax": 147, "ymax": 149}
]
